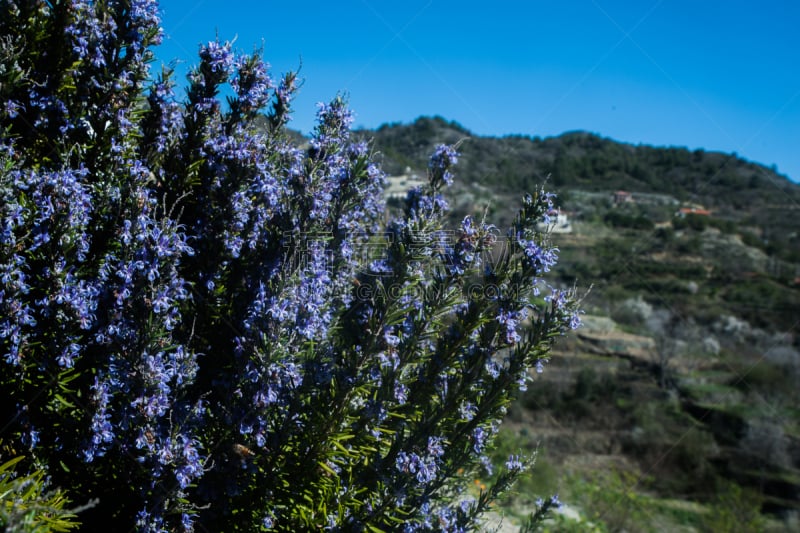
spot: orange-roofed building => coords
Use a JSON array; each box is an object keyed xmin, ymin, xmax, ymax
[{"xmin": 677, "ymin": 207, "xmax": 711, "ymax": 217}]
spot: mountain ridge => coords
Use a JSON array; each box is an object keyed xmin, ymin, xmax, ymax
[
  {"xmin": 357, "ymin": 115, "xmax": 799, "ymax": 203},
  {"xmin": 355, "ymin": 116, "xmax": 800, "ymax": 254}
]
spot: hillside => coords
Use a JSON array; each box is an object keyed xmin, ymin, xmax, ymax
[
  {"xmin": 357, "ymin": 116, "xmax": 800, "ymax": 246},
  {"xmin": 357, "ymin": 117, "xmax": 800, "ymax": 531}
]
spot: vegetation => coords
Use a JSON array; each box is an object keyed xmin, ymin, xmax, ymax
[
  {"xmin": 0, "ymin": 456, "xmax": 84, "ymax": 532},
  {"xmin": 0, "ymin": 2, "xmax": 578, "ymax": 531},
  {"xmin": 3, "ymin": 2, "xmax": 798, "ymax": 530},
  {"xmin": 367, "ymin": 117, "xmax": 800, "ymax": 530}
]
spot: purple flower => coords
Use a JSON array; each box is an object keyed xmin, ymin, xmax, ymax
[
  {"xmin": 394, "ymin": 381, "xmax": 408, "ymax": 404},
  {"xmin": 496, "ymin": 307, "xmax": 528, "ymax": 344},
  {"xmin": 428, "ymin": 144, "xmax": 459, "ymax": 187},
  {"xmin": 517, "ymin": 232, "xmax": 559, "ymax": 274},
  {"xmin": 549, "ymin": 494, "xmax": 562, "ymax": 509},
  {"xmin": 479, "ymin": 455, "xmax": 493, "ymax": 476},
  {"xmin": 427, "ymin": 436, "xmax": 445, "ymax": 458},
  {"xmin": 181, "ymin": 513, "xmax": 194, "ymax": 532},
  {"xmin": 4, "ymin": 100, "xmax": 21, "ymax": 118},
  {"xmin": 200, "ymin": 40, "xmax": 234, "ymax": 76},
  {"xmin": 570, "ymin": 311, "xmax": 582, "ymax": 330},
  {"xmin": 232, "ymin": 55, "xmax": 273, "ymax": 111},
  {"xmin": 396, "ymin": 451, "xmax": 438, "ymax": 484},
  {"xmin": 505, "ymin": 455, "xmax": 524, "ymax": 472},
  {"xmin": 459, "ymin": 402, "xmax": 477, "ymax": 421},
  {"xmin": 471, "ymin": 426, "xmax": 488, "ymax": 453},
  {"xmin": 57, "ymin": 343, "xmax": 81, "ymax": 368}
]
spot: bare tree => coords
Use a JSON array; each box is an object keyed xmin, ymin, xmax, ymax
[{"xmin": 647, "ymin": 310, "xmax": 696, "ymax": 389}]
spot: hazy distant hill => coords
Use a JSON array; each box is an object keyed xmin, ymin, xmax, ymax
[{"xmin": 356, "ymin": 116, "xmax": 800, "ymax": 234}]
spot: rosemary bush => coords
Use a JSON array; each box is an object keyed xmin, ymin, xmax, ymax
[{"xmin": 0, "ymin": 1, "xmax": 579, "ymax": 530}]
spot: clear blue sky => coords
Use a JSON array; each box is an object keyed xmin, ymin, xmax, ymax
[{"xmin": 155, "ymin": 1, "xmax": 800, "ymax": 183}]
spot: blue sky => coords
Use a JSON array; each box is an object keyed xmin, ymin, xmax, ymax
[{"xmin": 155, "ymin": 1, "xmax": 800, "ymax": 183}]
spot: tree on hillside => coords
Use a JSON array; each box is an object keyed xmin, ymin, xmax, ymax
[{"xmin": 0, "ymin": 1, "xmax": 578, "ymax": 531}]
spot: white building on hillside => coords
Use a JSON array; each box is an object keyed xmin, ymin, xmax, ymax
[
  {"xmin": 536, "ymin": 210, "xmax": 572, "ymax": 233},
  {"xmin": 384, "ymin": 172, "xmax": 427, "ymax": 200}
]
